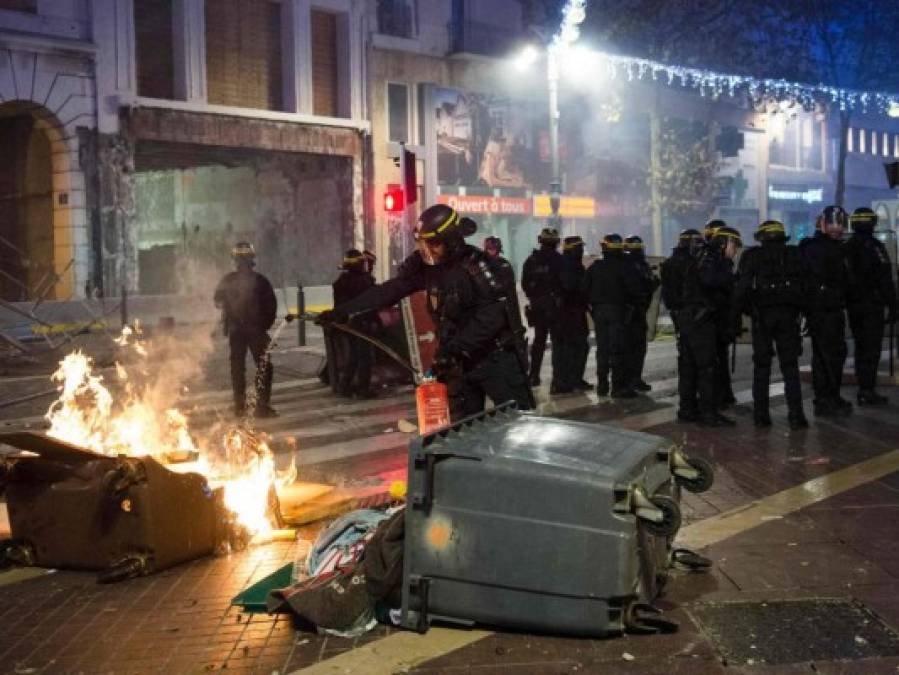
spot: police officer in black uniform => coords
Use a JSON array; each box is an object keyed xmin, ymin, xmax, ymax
[
  {"xmin": 321, "ymin": 204, "xmax": 533, "ymax": 421},
  {"xmin": 680, "ymin": 227, "xmax": 741, "ymax": 426},
  {"xmin": 521, "ymin": 228, "xmax": 565, "ymax": 387},
  {"xmin": 799, "ymin": 206, "xmax": 853, "ymax": 417},
  {"xmin": 583, "ymin": 234, "xmax": 643, "ymax": 398},
  {"xmin": 704, "ymin": 220, "xmax": 738, "ymax": 408},
  {"xmin": 732, "ymin": 221, "xmax": 809, "ymax": 429},
  {"xmin": 624, "ymin": 235, "xmax": 659, "ymax": 392},
  {"xmin": 556, "ymin": 235, "xmax": 590, "ymax": 392},
  {"xmin": 484, "ymin": 235, "xmax": 528, "ymax": 373},
  {"xmin": 844, "ymin": 207, "xmax": 898, "ymax": 405},
  {"xmin": 661, "ymin": 229, "xmax": 704, "ymax": 421},
  {"xmin": 213, "ymin": 242, "xmax": 278, "ymax": 418},
  {"xmin": 332, "ymin": 249, "xmax": 376, "ymax": 398}
]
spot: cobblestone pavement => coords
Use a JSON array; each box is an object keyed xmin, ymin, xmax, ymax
[{"xmin": 2, "ymin": 332, "xmax": 898, "ymax": 674}]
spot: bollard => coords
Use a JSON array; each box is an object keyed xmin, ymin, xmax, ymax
[
  {"xmin": 297, "ymin": 284, "xmax": 306, "ymax": 346},
  {"xmin": 121, "ymin": 285, "xmax": 128, "ymax": 328}
]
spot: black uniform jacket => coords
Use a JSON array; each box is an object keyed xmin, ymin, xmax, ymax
[
  {"xmin": 336, "ymin": 245, "xmax": 511, "ymax": 362},
  {"xmin": 214, "ymin": 268, "xmax": 277, "ymax": 332}
]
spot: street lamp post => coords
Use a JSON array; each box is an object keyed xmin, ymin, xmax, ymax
[{"xmin": 547, "ymin": 45, "xmax": 562, "ymax": 229}]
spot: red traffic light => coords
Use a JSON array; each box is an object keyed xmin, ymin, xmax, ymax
[{"xmin": 384, "ymin": 186, "xmax": 404, "ymax": 213}]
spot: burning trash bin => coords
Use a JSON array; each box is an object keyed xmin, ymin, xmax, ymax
[{"xmin": 0, "ymin": 431, "xmax": 236, "ymax": 581}]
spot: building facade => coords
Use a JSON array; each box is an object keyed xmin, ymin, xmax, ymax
[{"xmin": 1, "ymin": 0, "xmax": 371, "ymax": 301}]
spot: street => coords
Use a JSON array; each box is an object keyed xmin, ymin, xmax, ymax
[{"xmin": 1, "ymin": 330, "xmax": 898, "ymax": 674}]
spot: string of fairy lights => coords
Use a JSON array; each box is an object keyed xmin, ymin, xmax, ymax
[{"xmin": 542, "ymin": 0, "xmax": 899, "ymax": 116}]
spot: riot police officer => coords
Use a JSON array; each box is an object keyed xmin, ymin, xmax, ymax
[
  {"xmin": 732, "ymin": 221, "xmax": 808, "ymax": 429},
  {"xmin": 332, "ymin": 249, "xmax": 376, "ymax": 398},
  {"xmin": 704, "ymin": 220, "xmax": 738, "ymax": 408},
  {"xmin": 484, "ymin": 235, "xmax": 527, "ymax": 368},
  {"xmin": 661, "ymin": 229, "xmax": 704, "ymax": 421},
  {"xmin": 555, "ymin": 235, "xmax": 590, "ymax": 392},
  {"xmin": 799, "ymin": 206, "xmax": 852, "ymax": 417},
  {"xmin": 624, "ymin": 235, "xmax": 659, "ymax": 392},
  {"xmin": 521, "ymin": 228, "xmax": 565, "ymax": 387},
  {"xmin": 321, "ymin": 204, "xmax": 533, "ymax": 421},
  {"xmin": 680, "ymin": 227, "xmax": 741, "ymax": 426},
  {"xmin": 845, "ymin": 207, "xmax": 898, "ymax": 405},
  {"xmin": 583, "ymin": 234, "xmax": 643, "ymax": 398},
  {"xmin": 213, "ymin": 242, "xmax": 278, "ymax": 418}
]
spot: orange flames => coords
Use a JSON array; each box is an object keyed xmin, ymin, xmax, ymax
[{"xmin": 45, "ymin": 329, "xmax": 294, "ymax": 540}]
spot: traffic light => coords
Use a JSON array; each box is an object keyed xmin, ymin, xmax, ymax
[
  {"xmin": 403, "ymin": 149, "xmax": 417, "ymax": 204},
  {"xmin": 384, "ymin": 184, "xmax": 404, "ymax": 213}
]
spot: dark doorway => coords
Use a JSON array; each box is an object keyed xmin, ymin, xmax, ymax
[{"xmin": 0, "ymin": 108, "xmax": 55, "ymax": 301}]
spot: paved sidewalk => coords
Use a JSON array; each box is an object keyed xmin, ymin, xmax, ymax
[{"xmin": 1, "ymin": 336, "xmax": 898, "ymax": 674}]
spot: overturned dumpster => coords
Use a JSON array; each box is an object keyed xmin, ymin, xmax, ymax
[
  {"xmin": 401, "ymin": 405, "xmax": 712, "ymax": 637},
  {"xmin": 0, "ymin": 431, "xmax": 235, "ymax": 581}
]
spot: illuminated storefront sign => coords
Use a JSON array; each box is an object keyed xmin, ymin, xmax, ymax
[{"xmin": 767, "ymin": 186, "xmax": 823, "ymax": 204}]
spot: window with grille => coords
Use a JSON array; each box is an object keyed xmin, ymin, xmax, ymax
[
  {"xmin": 377, "ymin": 0, "xmax": 416, "ymax": 39},
  {"xmin": 134, "ymin": 0, "xmax": 175, "ymax": 99},
  {"xmin": 206, "ymin": 0, "xmax": 283, "ymax": 111},
  {"xmin": 311, "ymin": 9, "xmax": 339, "ymax": 117}
]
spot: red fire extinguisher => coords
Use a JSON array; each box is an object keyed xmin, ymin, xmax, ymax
[{"xmin": 416, "ymin": 375, "xmax": 450, "ymax": 435}]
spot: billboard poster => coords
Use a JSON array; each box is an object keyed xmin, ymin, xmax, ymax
[{"xmin": 434, "ymin": 87, "xmax": 546, "ymax": 190}]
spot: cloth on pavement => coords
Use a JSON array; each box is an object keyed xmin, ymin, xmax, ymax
[{"xmin": 267, "ymin": 509, "xmax": 405, "ymax": 634}]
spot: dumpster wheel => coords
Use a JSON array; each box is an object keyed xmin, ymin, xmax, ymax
[
  {"xmin": 623, "ymin": 602, "xmax": 679, "ymax": 635},
  {"xmin": 674, "ymin": 456, "xmax": 714, "ymax": 494},
  {"xmin": 643, "ymin": 495, "xmax": 681, "ymax": 538},
  {"xmin": 0, "ymin": 539, "xmax": 35, "ymax": 568}
]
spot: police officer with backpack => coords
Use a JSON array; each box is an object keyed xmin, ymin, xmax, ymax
[
  {"xmin": 799, "ymin": 206, "xmax": 853, "ymax": 417},
  {"xmin": 844, "ymin": 207, "xmax": 898, "ymax": 405},
  {"xmin": 680, "ymin": 226, "xmax": 741, "ymax": 426},
  {"xmin": 319, "ymin": 204, "xmax": 533, "ymax": 421},
  {"xmin": 332, "ymin": 249, "xmax": 376, "ymax": 399},
  {"xmin": 583, "ymin": 234, "xmax": 644, "ymax": 398},
  {"xmin": 732, "ymin": 221, "xmax": 809, "ymax": 429},
  {"xmin": 661, "ymin": 228, "xmax": 704, "ymax": 421},
  {"xmin": 624, "ymin": 235, "xmax": 659, "ymax": 392},
  {"xmin": 521, "ymin": 228, "xmax": 565, "ymax": 386}
]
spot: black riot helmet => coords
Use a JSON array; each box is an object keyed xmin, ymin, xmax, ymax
[
  {"xmin": 704, "ymin": 219, "xmax": 727, "ymax": 242},
  {"xmin": 677, "ymin": 228, "xmax": 703, "ymax": 249},
  {"xmin": 600, "ymin": 233, "xmax": 624, "ymax": 256},
  {"xmin": 563, "ymin": 235, "xmax": 585, "ymax": 259},
  {"xmin": 231, "ymin": 241, "xmax": 256, "ymax": 268},
  {"xmin": 816, "ymin": 205, "xmax": 848, "ymax": 237},
  {"xmin": 711, "ymin": 226, "xmax": 743, "ymax": 258},
  {"xmin": 538, "ymin": 227, "xmax": 561, "ymax": 248},
  {"xmin": 850, "ymin": 207, "xmax": 878, "ymax": 234},
  {"xmin": 483, "ymin": 236, "xmax": 503, "ymax": 256},
  {"xmin": 754, "ymin": 220, "xmax": 789, "ymax": 243},
  {"xmin": 414, "ymin": 204, "xmax": 477, "ymax": 264},
  {"xmin": 341, "ymin": 248, "xmax": 366, "ymax": 271},
  {"xmin": 624, "ymin": 235, "xmax": 645, "ymax": 257}
]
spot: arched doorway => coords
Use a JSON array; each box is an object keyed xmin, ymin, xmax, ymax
[{"xmin": 0, "ymin": 102, "xmax": 57, "ymax": 301}]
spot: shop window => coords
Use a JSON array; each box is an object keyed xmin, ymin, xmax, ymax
[
  {"xmin": 884, "ymin": 132, "xmax": 891, "ymax": 157},
  {"xmin": 859, "ymin": 128, "xmax": 866, "ymax": 154},
  {"xmin": 847, "ymin": 126, "xmax": 854, "ymax": 153},
  {"xmin": 0, "ymin": 0, "xmax": 36, "ymax": 12},
  {"xmin": 387, "ymin": 82, "xmax": 410, "ymax": 143},
  {"xmin": 870, "ymin": 130, "xmax": 878, "ymax": 155},
  {"xmin": 377, "ymin": 0, "xmax": 416, "ymax": 39},
  {"xmin": 134, "ymin": 0, "xmax": 175, "ymax": 99}
]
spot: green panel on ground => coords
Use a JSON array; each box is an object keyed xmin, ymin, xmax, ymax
[{"xmin": 231, "ymin": 562, "xmax": 294, "ymax": 613}]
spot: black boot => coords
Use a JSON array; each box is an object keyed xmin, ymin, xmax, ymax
[
  {"xmin": 788, "ymin": 411, "xmax": 809, "ymax": 429},
  {"xmin": 753, "ymin": 410, "xmax": 772, "ymax": 428},
  {"xmin": 857, "ymin": 389, "xmax": 888, "ymax": 406}
]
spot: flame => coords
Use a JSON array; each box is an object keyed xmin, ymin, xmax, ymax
[{"xmin": 44, "ymin": 332, "xmax": 293, "ymax": 541}]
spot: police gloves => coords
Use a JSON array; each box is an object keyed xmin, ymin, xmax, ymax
[
  {"xmin": 431, "ymin": 352, "xmax": 462, "ymax": 381},
  {"xmin": 314, "ymin": 309, "xmax": 349, "ymax": 326}
]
